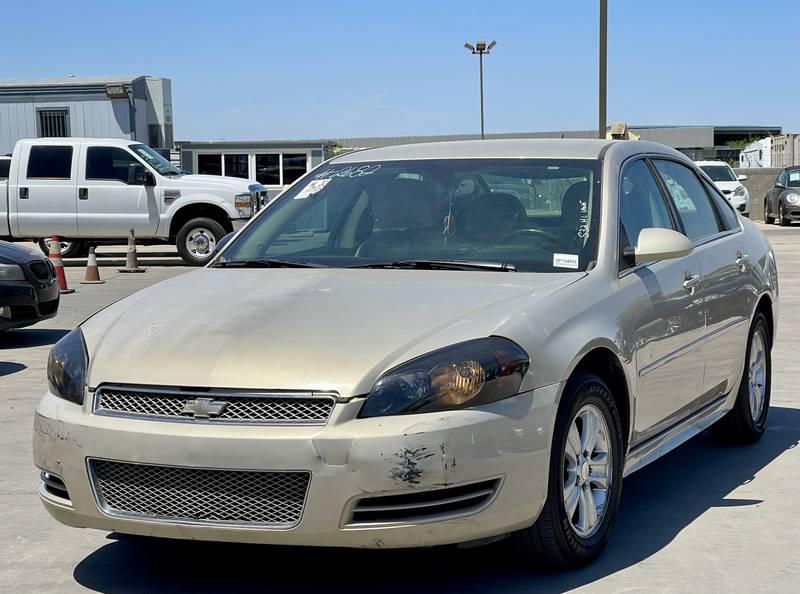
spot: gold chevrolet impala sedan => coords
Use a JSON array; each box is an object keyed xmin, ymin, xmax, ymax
[{"xmin": 34, "ymin": 139, "xmax": 777, "ymax": 568}]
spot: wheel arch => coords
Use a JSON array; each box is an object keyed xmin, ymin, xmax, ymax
[
  {"xmin": 754, "ymin": 293, "xmax": 775, "ymax": 345},
  {"xmin": 168, "ymin": 203, "xmax": 233, "ymax": 239}
]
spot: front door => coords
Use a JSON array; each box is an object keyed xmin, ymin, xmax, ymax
[
  {"xmin": 76, "ymin": 145, "xmax": 160, "ymax": 237},
  {"xmin": 616, "ymin": 158, "xmax": 707, "ymax": 444},
  {"xmin": 15, "ymin": 144, "xmax": 78, "ymax": 238}
]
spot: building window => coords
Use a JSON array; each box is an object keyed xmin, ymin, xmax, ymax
[
  {"xmin": 283, "ymin": 153, "xmax": 308, "ymax": 185},
  {"xmin": 255, "ymin": 154, "xmax": 280, "ymax": 185},
  {"xmin": 26, "ymin": 145, "xmax": 73, "ymax": 179},
  {"xmin": 197, "ymin": 154, "xmax": 222, "ymax": 176},
  {"xmin": 224, "ymin": 154, "xmax": 249, "ymax": 179},
  {"xmin": 37, "ymin": 108, "xmax": 70, "ymax": 138}
]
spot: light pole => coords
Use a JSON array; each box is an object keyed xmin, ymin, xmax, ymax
[
  {"xmin": 598, "ymin": 0, "xmax": 607, "ymax": 139},
  {"xmin": 464, "ymin": 40, "xmax": 496, "ymax": 139}
]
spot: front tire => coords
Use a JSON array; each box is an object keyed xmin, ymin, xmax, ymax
[
  {"xmin": 513, "ymin": 371, "xmax": 624, "ymax": 569},
  {"xmin": 710, "ymin": 312, "xmax": 771, "ymax": 445},
  {"xmin": 778, "ymin": 203, "xmax": 791, "ymax": 226},
  {"xmin": 175, "ymin": 217, "xmax": 226, "ymax": 266}
]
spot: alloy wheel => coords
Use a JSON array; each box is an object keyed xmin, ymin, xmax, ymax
[{"xmin": 748, "ymin": 327, "xmax": 768, "ymax": 422}]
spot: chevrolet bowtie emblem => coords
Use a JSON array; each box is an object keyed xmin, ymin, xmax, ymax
[{"xmin": 180, "ymin": 397, "xmax": 228, "ymax": 419}]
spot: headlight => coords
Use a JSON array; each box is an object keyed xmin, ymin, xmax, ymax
[
  {"xmin": 0, "ymin": 263, "xmax": 26, "ymax": 281},
  {"xmin": 47, "ymin": 328, "xmax": 88, "ymax": 405},
  {"xmin": 786, "ymin": 193, "xmax": 800, "ymax": 205},
  {"xmin": 733, "ymin": 186, "xmax": 746, "ymax": 197},
  {"xmin": 359, "ymin": 337, "xmax": 530, "ymax": 418},
  {"xmin": 234, "ymin": 193, "xmax": 253, "ymax": 218}
]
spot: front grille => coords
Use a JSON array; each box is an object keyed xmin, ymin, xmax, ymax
[
  {"xmin": 349, "ymin": 479, "xmax": 500, "ymax": 524},
  {"xmin": 94, "ymin": 387, "xmax": 336, "ymax": 425},
  {"xmin": 27, "ymin": 261, "xmax": 52, "ymax": 281},
  {"xmin": 89, "ymin": 459, "xmax": 310, "ymax": 528}
]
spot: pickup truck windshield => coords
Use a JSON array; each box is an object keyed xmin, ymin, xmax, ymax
[
  {"xmin": 131, "ymin": 144, "xmax": 181, "ymax": 176},
  {"xmin": 221, "ymin": 158, "xmax": 602, "ymax": 273}
]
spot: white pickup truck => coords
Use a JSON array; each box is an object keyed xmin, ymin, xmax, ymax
[{"xmin": 0, "ymin": 138, "xmax": 264, "ymax": 265}]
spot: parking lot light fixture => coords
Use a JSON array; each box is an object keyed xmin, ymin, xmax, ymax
[{"xmin": 464, "ymin": 40, "xmax": 497, "ymax": 139}]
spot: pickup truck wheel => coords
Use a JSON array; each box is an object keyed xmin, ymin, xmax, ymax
[
  {"xmin": 176, "ymin": 218, "xmax": 226, "ymax": 265},
  {"xmin": 37, "ymin": 238, "xmax": 85, "ymax": 258}
]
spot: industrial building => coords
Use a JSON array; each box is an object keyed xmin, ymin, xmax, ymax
[{"xmin": 0, "ymin": 75, "xmax": 173, "ymax": 154}]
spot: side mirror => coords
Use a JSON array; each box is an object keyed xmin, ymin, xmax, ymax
[
  {"xmin": 214, "ymin": 232, "xmax": 235, "ymax": 255},
  {"xmin": 631, "ymin": 228, "xmax": 693, "ymax": 264},
  {"xmin": 127, "ymin": 163, "xmax": 155, "ymax": 186},
  {"xmin": 776, "ymin": 181, "xmax": 786, "ymax": 189},
  {"xmin": 737, "ymin": 174, "xmax": 747, "ymax": 181}
]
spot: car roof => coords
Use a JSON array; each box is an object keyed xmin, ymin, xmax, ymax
[{"xmin": 331, "ymin": 138, "xmax": 683, "ymax": 163}]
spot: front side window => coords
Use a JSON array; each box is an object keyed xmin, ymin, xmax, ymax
[
  {"xmin": 699, "ymin": 164, "xmax": 736, "ymax": 182},
  {"xmin": 777, "ymin": 170, "xmax": 787, "ymax": 186},
  {"xmin": 222, "ymin": 158, "xmax": 602, "ymax": 273},
  {"xmin": 618, "ymin": 159, "xmax": 674, "ymax": 267},
  {"xmin": 26, "ymin": 146, "xmax": 73, "ymax": 179},
  {"xmin": 701, "ymin": 179, "xmax": 739, "ymax": 231},
  {"xmin": 653, "ymin": 159, "xmax": 721, "ymax": 242},
  {"xmin": 86, "ymin": 147, "xmax": 138, "ymax": 183}
]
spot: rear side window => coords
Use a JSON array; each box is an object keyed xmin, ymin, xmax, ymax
[
  {"xmin": 652, "ymin": 159, "xmax": 721, "ymax": 242},
  {"xmin": 86, "ymin": 147, "xmax": 139, "ymax": 183},
  {"xmin": 27, "ymin": 145, "xmax": 73, "ymax": 179},
  {"xmin": 0, "ymin": 159, "xmax": 9, "ymax": 179},
  {"xmin": 701, "ymin": 179, "xmax": 739, "ymax": 231}
]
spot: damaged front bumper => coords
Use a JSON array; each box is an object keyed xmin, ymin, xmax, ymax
[{"xmin": 32, "ymin": 383, "xmax": 560, "ymax": 548}]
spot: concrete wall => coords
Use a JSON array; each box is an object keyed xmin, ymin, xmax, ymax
[{"xmin": 734, "ymin": 167, "xmax": 781, "ymax": 220}]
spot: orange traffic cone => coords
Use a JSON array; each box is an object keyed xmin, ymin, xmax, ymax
[
  {"xmin": 48, "ymin": 235, "xmax": 75, "ymax": 295},
  {"xmin": 81, "ymin": 246, "xmax": 105, "ymax": 284},
  {"xmin": 118, "ymin": 228, "xmax": 146, "ymax": 273}
]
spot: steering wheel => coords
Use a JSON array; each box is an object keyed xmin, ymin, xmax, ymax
[{"xmin": 503, "ymin": 228, "xmax": 571, "ymax": 252}]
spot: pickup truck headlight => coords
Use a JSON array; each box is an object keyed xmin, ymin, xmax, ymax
[
  {"xmin": 786, "ymin": 192, "xmax": 800, "ymax": 205},
  {"xmin": 47, "ymin": 328, "xmax": 88, "ymax": 405},
  {"xmin": 0, "ymin": 263, "xmax": 26, "ymax": 281},
  {"xmin": 234, "ymin": 193, "xmax": 253, "ymax": 218},
  {"xmin": 359, "ymin": 337, "xmax": 529, "ymax": 418}
]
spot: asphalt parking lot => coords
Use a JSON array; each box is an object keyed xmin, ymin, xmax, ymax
[{"xmin": 2, "ymin": 226, "xmax": 799, "ymax": 594}]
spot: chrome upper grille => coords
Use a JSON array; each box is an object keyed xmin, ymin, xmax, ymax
[
  {"xmin": 94, "ymin": 387, "xmax": 336, "ymax": 425},
  {"xmin": 89, "ymin": 459, "xmax": 310, "ymax": 528}
]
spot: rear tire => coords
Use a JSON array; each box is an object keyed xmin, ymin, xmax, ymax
[
  {"xmin": 37, "ymin": 238, "xmax": 85, "ymax": 258},
  {"xmin": 175, "ymin": 217, "xmax": 226, "ymax": 266},
  {"xmin": 763, "ymin": 202, "xmax": 775, "ymax": 225},
  {"xmin": 710, "ymin": 312, "xmax": 771, "ymax": 445},
  {"xmin": 513, "ymin": 371, "xmax": 624, "ymax": 569}
]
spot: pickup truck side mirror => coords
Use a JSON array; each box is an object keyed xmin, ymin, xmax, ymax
[{"xmin": 128, "ymin": 163, "xmax": 155, "ymax": 186}]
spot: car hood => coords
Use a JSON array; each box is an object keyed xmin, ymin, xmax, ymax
[
  {"xmin": 167, "ymin": 174, "xmax": 255, "ymax": 194},
  {"xmin": 0, "ymin": 240, "xmax": 45, "ymax": 264},
  {"xmin": 82, "ymin": 268, "xmax": 583, "ymax": 397}
]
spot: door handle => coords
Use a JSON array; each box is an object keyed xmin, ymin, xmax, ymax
[
  {"xmin": 683, "ymin": 272, "xmax": 701, "ymax": 293},
  {"xmin": 78, "ymin": 188, "xmax": 88, "ymax": 200},
  {"xmin": 19, "ymin": 187, "xmax": 28, "ymax": 199},
  {"xmin": 736, "ymin": 251, "xmax": 750, "ymax": 272}
]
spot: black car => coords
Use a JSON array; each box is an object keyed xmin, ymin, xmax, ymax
[
  {"xmin": 0, "ymin": 240, "xmax": 60, "ymax": 331},
  {"xmin": 763, "ymin": 166, "xmax": 800, "ymax": 226}
]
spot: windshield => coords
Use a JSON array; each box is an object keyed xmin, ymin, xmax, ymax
[
  {"xmin": 700, "ymin": 164, "xmax": 736, "ymax": 182},
  {"xmin": 220, "ymin": 158, "xmax": 602, "ymax": 273},
  {"xmin": 130, "ymin": 144, "xmax": 181, "ymax": 176}
]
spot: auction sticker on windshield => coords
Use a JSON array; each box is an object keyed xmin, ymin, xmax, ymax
[
  {"xmin": 295, "ymin": 179, "xmax": 331, "ymax": 199},
  {"xmin": 553, "ymin": 253, "xmax": 579, "ymax": 269}
]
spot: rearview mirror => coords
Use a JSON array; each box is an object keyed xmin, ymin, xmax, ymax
[
  {"xmin": 127, "ymin": 163, "xmax": 155, "ymax": 186},
  {"xmin": 632, "ymin": 228, "xmax": 693, "ymax": 264},
  {"xmin": 737, "ymin": 174, "xmax": 748, "ymax": 181}
]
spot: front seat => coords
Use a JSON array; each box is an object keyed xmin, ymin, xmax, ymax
[
  {"xmin": 559, "ymin": 181, "xmax": 590, "ymax": 250},
  {"xmin": 355, "ymin": 178, "xmax": 441, "ymax": 259}
]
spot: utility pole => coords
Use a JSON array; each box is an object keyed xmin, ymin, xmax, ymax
[
  {"xmin": 464, "ymin": 40, "xmax": 497, "ymax": 139},
  {"xmin": 598, "ymin": 0, "xmax": 608, "ymax": 139}
]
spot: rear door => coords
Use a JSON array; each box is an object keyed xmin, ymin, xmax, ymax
[
  {"xmin": 77, "ymin": 144, "xmax": 160, "ymax": 237},
  {"xmin": 16, "ymin": 144, "xmax": 79, "ymax": 238},
  {"xmin": 652, "ymin": 158, "xmax": 751, "ymax": 407}
]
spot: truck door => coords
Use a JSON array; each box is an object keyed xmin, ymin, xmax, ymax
[
  {"xmin": 16, "ymin": 144, "xmax": 79, "ymax": 238},
  {"xmin": 77, "ymin": 144, "xmax": 160, "ymax": 237}
]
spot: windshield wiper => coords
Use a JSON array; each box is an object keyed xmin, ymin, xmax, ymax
[
  {"xmin": 213, "ymin": 258, "xmax": 328, "ymax": 269},
  {"xmin": 347, "ymin": 259, "xmax": 516, "ymax": 272}
]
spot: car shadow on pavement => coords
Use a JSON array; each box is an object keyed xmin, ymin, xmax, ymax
[
  {"xmin": 0, "ymin": 361, "xmax": 26, "ymax": 377},
  {"xmin": 0, "ymin": 328, "xmax": 68, "ymax": 349},
  {"xmin": 72, "ymin": 406, "xmax": 800, "ymax": 594}
]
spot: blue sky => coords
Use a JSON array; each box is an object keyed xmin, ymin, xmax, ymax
[{"xmin": 2, "ymin": 0, "xmax": 797, "ymax": 140}]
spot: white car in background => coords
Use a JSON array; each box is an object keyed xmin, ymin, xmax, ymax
[{"xmin": 696, "ymin": 160, "xmax": 749, "ymax": 216}]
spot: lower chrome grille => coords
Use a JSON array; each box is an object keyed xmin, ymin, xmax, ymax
[
  {"xmin": 89, "ymin": 459, "xmax": 310, "ymax": 528},
  {"xmin": 94, "ymin": 386, "xmax": 336, "ymax": 425}
]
